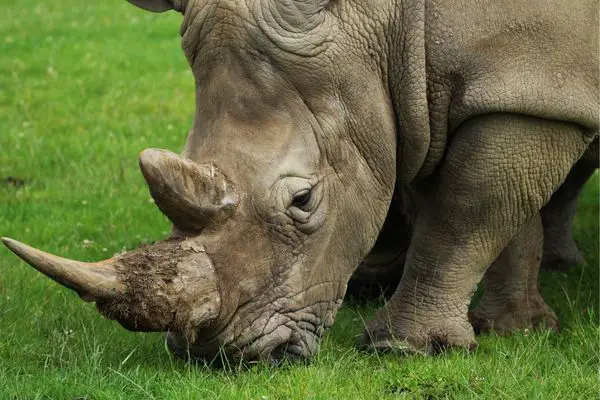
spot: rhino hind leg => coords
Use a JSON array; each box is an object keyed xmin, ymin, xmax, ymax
[
  {"xmin": 469, "ymin": 213, "xmax": 559, "ymax": 334},
  {"xmin": 540, "ymin": 139, "xmax": 598, "ymax": 271}
]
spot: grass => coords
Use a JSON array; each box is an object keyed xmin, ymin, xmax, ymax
[{"xmin": 0, "ymin": 1, "xmax": 598, "ymax": 399}]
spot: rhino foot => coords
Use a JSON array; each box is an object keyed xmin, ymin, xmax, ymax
[
  {"xmin": 469, "ymin": 296, "xmax": 560, "ymax": 335},
  {"xmin": 360, "ymin": 311, "xmax": 477, "ymax": 355}
]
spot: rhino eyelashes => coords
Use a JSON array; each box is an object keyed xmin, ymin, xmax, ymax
[{"xmin": 139, "ymin": 148, "xmax": 239, "ymax": 231}]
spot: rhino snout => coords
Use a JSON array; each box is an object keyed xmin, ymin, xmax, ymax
[{"xmin": 2, "ymin": 236, "xmax": 222, "ymax": 342}]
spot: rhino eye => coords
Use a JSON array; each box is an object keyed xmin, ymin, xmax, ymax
[{"xmin": 292, "ymin": 189, "xmax": 312, "ymax": 211}]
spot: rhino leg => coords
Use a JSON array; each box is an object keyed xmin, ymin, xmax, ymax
[
  {"xmin": 345, "ymin": 248, "xmax": 405, "ymax": 303},
  {"xmin": 469, "ymin": 213, "xmax": 559, "ymax": 334},
  {"xmin": 362, "ymin": 114, "xmax": 592, "ymax": 354},
  {"xmin": 346, "ymin": 190, "xmax": 413, "ymax": 302},
  {"xmin": 540, "ymin": 139, "xmax": 598, "ymax": 271}
]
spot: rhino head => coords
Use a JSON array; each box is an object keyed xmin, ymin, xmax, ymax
[{"xmin": 3, "ymin": 0, "xmax": 399, "ymax": 362}]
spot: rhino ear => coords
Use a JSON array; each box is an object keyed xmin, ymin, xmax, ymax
[{"xmin": 127, "ymin": 0, "xmax": 176, "ymax": 12}]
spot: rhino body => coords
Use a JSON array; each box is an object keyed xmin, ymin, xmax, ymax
[{"xmin": 3, "ymin": 0, "xmax": 598, "ymax": 361}]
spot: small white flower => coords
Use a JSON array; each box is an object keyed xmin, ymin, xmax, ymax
[{"xmin": 46, "ymin": 65, "xmax": 57, "ymax": 78}]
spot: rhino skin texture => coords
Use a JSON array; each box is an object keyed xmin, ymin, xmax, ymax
[
  {"xmin": 348, "ymin": 139, "xmax": 598, "ymax": 299},
  {"xmin": 3, "ymin": 0, "xmax": 598, "ymax": 362}
]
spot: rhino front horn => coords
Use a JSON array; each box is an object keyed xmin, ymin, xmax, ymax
[
  {"xmin": 139, "ymin": 148, "xmax": 239, "ymax": 231},
  {"xmin": 1, "ymin": 237, "xmax": 124, "ymax": 301}
]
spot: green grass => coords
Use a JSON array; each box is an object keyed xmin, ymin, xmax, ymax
[{"xmin": 0, "ymin": 1, "xmax": 598, "ymax": 399}]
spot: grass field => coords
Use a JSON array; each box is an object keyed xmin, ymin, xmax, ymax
[{"xmin": 0, "ymin": 1, "xmax": 598, "ymax": 399}]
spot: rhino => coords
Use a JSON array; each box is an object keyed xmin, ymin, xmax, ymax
[{"xmin": 3, "ymin": 0, "xmax": 598, "ymax": 362}]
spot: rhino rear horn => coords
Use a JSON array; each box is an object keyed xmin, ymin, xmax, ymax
[
  {"xmin": 139, "ymin": 149, "xmax": 238, "ymax": 231},
  {"xmin": 1, "ymin": 237, "xmax": 124, "ymax": 301}
]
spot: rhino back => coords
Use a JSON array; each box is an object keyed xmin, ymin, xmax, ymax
[{"xmin": 419, "ymin": 0, "xmax": 598, "ymax": 175}]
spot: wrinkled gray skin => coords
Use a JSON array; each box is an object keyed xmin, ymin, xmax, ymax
[
  {"xmin": 349, "ymin": 138, "xmax": 598, "ymax": 301},
  {"xmin": 3, "ymin": 0, "xmax": 598, "ymax": 362}
]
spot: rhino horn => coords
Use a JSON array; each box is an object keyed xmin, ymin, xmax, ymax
[
  {"xmin": 1, "ymin": 237, "xmax": 124, "ymax": 301},
  {"xmin": 139, "ymin": 148, "xmax": 238, "ymax": 231}
]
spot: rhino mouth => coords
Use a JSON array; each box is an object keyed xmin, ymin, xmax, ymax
[
  {"xmin": 166, "ymin": 306, "xmax": 323, "ymax": 364},
  {"xmin": 234, "ymin": 323, "xmax": 320, "ymax": 363},
  {"xmin": 168, "ymin": 333, "xmax": 318, "ymax": 366}
]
